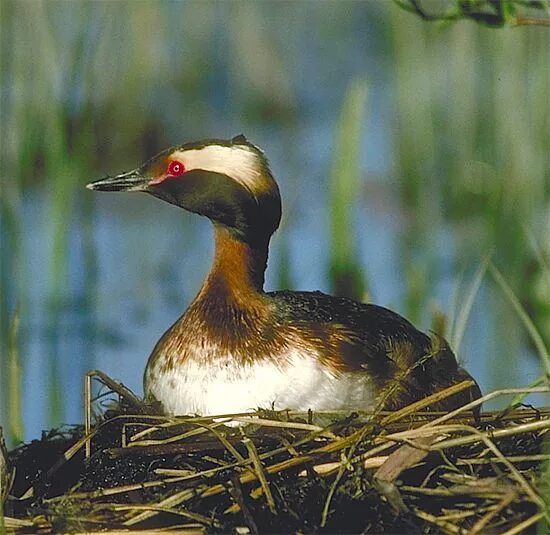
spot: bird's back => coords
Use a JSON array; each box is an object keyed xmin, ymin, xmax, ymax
[{"xmin": 269, "ymin": 290, "xmax": 480, "ymax": 412}]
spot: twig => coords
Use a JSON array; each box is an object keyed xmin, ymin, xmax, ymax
[
  {"xmin": 469, "ymin": 489, "xmax": 517, "ymax": 534},
  {"xmin": 500, "ymin": 512, "xmax": 545, "ymax": 535},
  {"xmin": 227, "ymin": 474, "xmax": 259, "ymax": 534},
  {"xmin": 242, "ymin": 437, "xmax": 276, "ymax": 514},
  {"xmin": 512, "ymin": 16, "xmax": 550, "ymax": 27}
]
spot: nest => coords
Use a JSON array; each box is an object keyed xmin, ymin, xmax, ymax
[{"xmin": 2, "ymin": 372, "xmax": 549, "ymax": 534}]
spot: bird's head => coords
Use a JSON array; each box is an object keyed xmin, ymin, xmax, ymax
[{"xmin": 87, "ymin": 135, "xmax": 281, "ymax": 246}]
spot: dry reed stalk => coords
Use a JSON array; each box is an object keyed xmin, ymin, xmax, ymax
[{"xmin": 5, "ymin": 379, "xmax": 549, "ymax": 533}]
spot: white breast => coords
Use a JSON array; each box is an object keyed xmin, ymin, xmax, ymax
[{"xmin": 144, "ymin": 349, "xmax": 377, "ymax": 417}]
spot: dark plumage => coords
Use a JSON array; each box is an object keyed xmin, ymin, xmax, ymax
[{"xmin": 269, "ymin": 290, "xmax": 479, "ymax": 411}]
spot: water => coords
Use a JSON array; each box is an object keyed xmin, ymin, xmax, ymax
[
  {"xmin": 13, "ymin": 174, "xmax": 544, "ymax": 442},
  {"xmin": 2, "ymin": 1, "xmax": 548, "ymax": 444}
]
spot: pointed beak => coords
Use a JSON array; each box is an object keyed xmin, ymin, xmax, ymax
[{"xmin": 86, "ymin": 169, "xmax": 149, "ymax": 192}]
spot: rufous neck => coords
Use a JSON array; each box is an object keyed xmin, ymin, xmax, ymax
[{"xmin": 202, "ymin": 226, "xmax": 269, "ymax": 299}]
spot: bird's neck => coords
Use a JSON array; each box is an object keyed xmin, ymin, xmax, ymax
[{"xmin": 198, "ymin": 226, "xmax": 269, "ymax": 305}]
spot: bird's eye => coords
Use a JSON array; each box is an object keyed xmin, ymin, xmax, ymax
[{"xmin": 167, "ymin": 160, "xmax": 185, "ymax": 176}]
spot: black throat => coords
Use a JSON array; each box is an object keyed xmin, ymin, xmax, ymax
[{"xmin": 148, "ymin": 169, "xmax": 281, "ymax": 248}]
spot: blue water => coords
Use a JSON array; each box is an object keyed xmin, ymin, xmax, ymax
[
  {"xmin": 14, "ymin": 173, "xmax": 544, "ymax": 442},
  {"xmin": 2, "ymin": 1, "xmax": 547, "ymax": 444}
]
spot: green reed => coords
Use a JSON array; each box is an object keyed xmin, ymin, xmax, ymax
[
  {"xmin": 389, "ymin": 3, "xmax": 549, "ymax": 391},
  {"xmin": 6, "ymin": 310, "xmax": 23, "ymax": 445},
  {"xmin": 328, "ymin": 78, "xmax": 369, "ymax": 301}
]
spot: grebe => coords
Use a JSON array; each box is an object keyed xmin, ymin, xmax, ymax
[{"xmin": 87, "ymin": 135, "xmax": 480, "ymax": 417}]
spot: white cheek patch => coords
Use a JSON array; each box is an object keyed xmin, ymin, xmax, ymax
[{"xmin": 171, "ymin": 145, "xmax": 266, "ymax": 195}]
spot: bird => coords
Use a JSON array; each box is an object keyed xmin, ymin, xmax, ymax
[{"xmin": 87, "ymin": 135, "xmax": 481, "ymax": 418}]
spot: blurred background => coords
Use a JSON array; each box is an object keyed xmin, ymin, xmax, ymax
[{"xmin": 1, "ymin": 0, "xmax": 549, "ymax": 446}]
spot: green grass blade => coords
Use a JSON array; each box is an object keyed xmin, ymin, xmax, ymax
[
  {"xmin": 510, "ymin": 375, "xmax": 547, "ymax": 407},
  {"xmin": 328, "ymin": 78, "xmax": 369, "ymax": 300},
  {"xmin": 523, "ymin": 224, "xmax": 550, "ymax": 282},
  {"xmin": 489, "ymin": 262, "xmax": 550, "ymax": 378},
  {"xmin": 451, "ymin": 253, "xmax": 492, "ymax": 354},
  {"xmin": 7, "ymin": 308, "xmax": 24, "ymax": 444}
]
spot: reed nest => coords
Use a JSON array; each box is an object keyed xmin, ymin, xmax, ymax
[{"xmin": 2, "ymin": 373, "xmax": 549, "ymax": 535}]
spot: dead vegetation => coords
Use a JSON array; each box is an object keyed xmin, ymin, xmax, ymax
[{"xmin": 2, "ymin": 374, "xmax": 549, "ymax": 534}]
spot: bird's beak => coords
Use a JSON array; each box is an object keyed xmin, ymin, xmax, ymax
[{"xmin": 86, "ymin": 169, "xmax": 149, "ymax": 192}]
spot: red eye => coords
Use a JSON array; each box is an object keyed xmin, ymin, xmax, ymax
[{"xmin": 167, "ymin": 160, "xmax": 185, "ymax": 176}]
